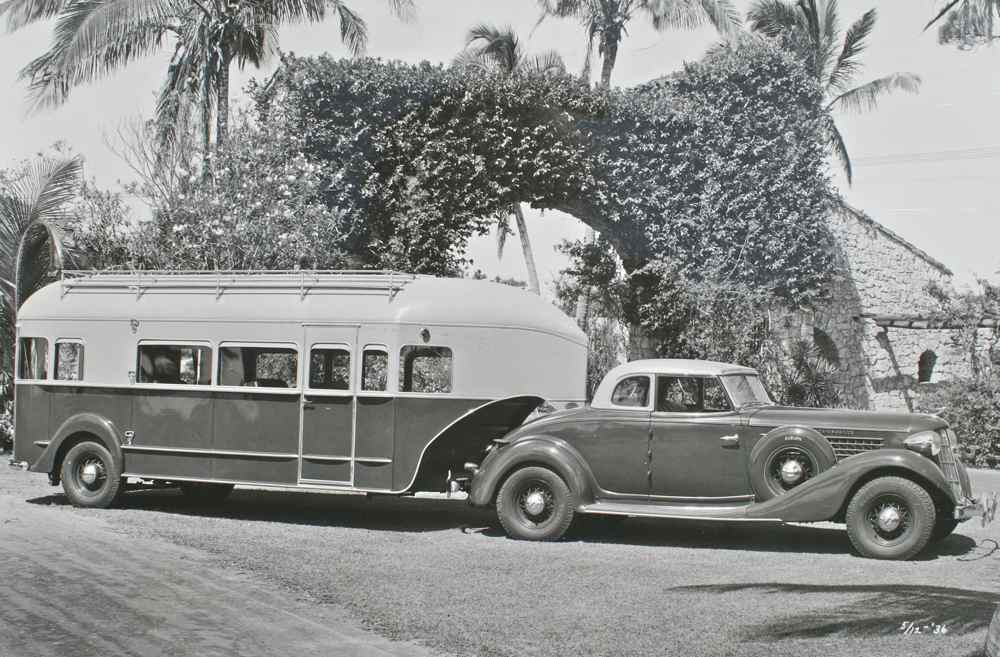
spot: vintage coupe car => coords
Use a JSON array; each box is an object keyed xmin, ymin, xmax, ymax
[{"xmin": 466, "ymin": 359, "xmax": 985, "ymax": 560}]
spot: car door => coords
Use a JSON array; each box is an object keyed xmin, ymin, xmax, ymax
[
  {"xmin": 566, "ymin": 374, "xmax": 651, "ymax": 497},
  {"xmin": 649, "ymin": 375, "xmax": 752, "ymax": 501}
]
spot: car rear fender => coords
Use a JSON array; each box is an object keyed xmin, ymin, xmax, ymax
[
  {"xmin": 468, "ymin": 435, "xmax": 595, "ymax": 508},
  {"xmin": 30, "ymin": 413, "xmax": 124, "ymax": 478},
  {"xmin": 747, "ymin": 448, "xmax": 956, "ymax": 522}
]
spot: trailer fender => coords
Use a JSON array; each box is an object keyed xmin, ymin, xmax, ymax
[{"xmin": 30, "ymin": 413, "xmax": 124, "ymax": 478}]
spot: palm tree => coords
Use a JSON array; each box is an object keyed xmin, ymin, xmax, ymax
[
  {"xmin": 925, "ymin": 0, "xmax": 1000, "ymax": 48},
  {"xmin": 1, "ymin": 0, "xmax": 414, "ymax": 153},
  {"xmin": 455, "ymin": 24, "xmax": 566, "ymax": 296},
  {"xmin": 536, "ymin": 0, "xmax": 742, "ymax": 88},
  {"xmin": 748, "ymin": 0, "xmax": 922, "ymax": 184},
  {"xmin": 0, "ymin": 155, "xmax": 82, "ymax": 397}
]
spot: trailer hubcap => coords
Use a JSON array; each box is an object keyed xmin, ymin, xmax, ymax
[{"xmin": 81, "ymin": 462, "xmax": 100, "ymax": 485}]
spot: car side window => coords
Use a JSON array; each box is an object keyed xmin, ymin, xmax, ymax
[
  {"xmin": 610, "ymin": 376, "xmax": 650, "ymax": 408},
  {"xmin": 657, "ymin": 376, "xmax": 732, "ymax": 413}
]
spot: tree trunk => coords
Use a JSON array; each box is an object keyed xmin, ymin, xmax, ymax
[
  {"xmin": 573, "ymin": 226, "xmax": 595, "ymax": 326},
  {"xmin": 201, "ymin": 72, "xmax": 212, "ymax": 157},
  {"xmin": 512, "ymin": 203, "xmax": 540, "ymax": 295},
  {"xmin": 627, "ymin": 322, "xmax": 658, "ymax": 360},
  {"xmin": 215, "ymin": 51, "xmax": 231, "ymax": 146},
  {"xmin": 598, "ymin": 30, "xmax": 620, "ymax": 89}
]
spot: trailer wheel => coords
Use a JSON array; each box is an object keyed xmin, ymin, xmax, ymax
[
  {"xmin": 845, "ymin": 476, "xmax": 935, "ymax": 560},
  {"xmin": 179, "ymin": 482, "xmax": 234, "ymax": 504},
  {"xmin": 61, "ymin": 441, "xmax": 122, "ymax": 508},
  {"xmin": 497, "ymin": 466, "xmax": 574, "ymax": 541}
]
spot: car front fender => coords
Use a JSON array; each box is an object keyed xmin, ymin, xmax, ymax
[
  {"xmin": 30, "ymin": 413, "xmax": 124, "ymax": 477},
  {"xmin": 468, "ymin": 435, "xmax": 596, "ymax": 508},
  {"xmin": 747, "ymin": 448, "xmax": 957, "ymax": 522}
]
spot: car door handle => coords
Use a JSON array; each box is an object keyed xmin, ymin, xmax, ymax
[{"xmin": 719, "ymin": 434, "xmax": 740, "ymax": 448}]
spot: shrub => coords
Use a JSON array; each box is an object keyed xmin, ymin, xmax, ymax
[
  {"xmin": 0, "ymin": 404, "xmax": 12, "ymax": 453},
  {"xmin": 917, "ymin": 377, "xmax": 1000, "ymax": 468}
]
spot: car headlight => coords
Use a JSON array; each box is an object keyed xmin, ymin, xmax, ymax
[{"xmin": 904, "ymin": 431, "xmax": 942, "ymax": 457}]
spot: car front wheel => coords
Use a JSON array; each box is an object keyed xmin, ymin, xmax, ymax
[
  {"xmin": 496, "ymin": 466, "xmax": 574, "ymax": 541},
  {"xmin": 845, "ymin": 476, "xmax": 935, "ymax": 560}
]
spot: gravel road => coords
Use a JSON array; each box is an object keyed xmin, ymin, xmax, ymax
[{"xmin": 1, "ymin": 464, "xmax": 998, "ymax": 657}]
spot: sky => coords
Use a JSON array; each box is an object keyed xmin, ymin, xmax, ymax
[{"xmin": 1, "ymin": 0, "xmax": 998, "ymax": 296}]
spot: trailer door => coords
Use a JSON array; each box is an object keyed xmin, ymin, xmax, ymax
[{"xmin": 300, "ymin": 325, "xmax": 359, "ymax": 485}]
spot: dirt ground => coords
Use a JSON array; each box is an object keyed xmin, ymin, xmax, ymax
[{"xmin": 1, "ymin": 464, "xmax": 998, "ymax": 657}]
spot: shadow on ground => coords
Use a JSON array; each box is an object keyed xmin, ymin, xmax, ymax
[
  {"xmin": 26, "ymin": 487, "xmax": 980, "ymax": 560},
  {"xmin": 673, "ymin": 581, "xmax": 1000, "ymax": 640}
]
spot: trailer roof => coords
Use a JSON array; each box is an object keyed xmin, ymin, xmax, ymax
[{"xmin": 19, "ymin": 271, "xmax": 586, "ymax": 345}]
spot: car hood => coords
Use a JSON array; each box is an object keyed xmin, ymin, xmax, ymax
[{"xmin": 745, "ymin": 405, "xmax": 947, "ymax": 434}]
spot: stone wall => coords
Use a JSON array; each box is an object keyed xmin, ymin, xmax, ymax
[{"xmin": 807, "ymin": 205, "xmax": 977, "ymax": 411}]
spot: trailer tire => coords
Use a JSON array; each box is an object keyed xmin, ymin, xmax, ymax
[{"xmin": 61, "ymin": 441, "xmax": 122, "ymax": 508}]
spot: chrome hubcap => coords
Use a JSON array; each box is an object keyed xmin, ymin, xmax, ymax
[
  {"xmin": 81, "ymin": 462, "xmax": 100, "ymax": 485},
  {"xmin": 876, "ymin": 505, "xmax": 903, "ymax": 533},
  {"xmin": 779, "ymin": 460, "xmax": 804, "ymax": 485},
  {"xmin": 524, "ymin": 491, "xmax": 547, "ymax": 517}
]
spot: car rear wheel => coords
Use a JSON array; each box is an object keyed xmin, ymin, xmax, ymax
[
  {"xmin": 179, "ymin": 482, "xmax": 235, "ymax": 504},
  {"xmin": 61, "ymin": 441, "xmax": 122, "ymax": 508},
  {"xmin": 749, "ymin": 432, "xmax": 836, "ymax": 501},
  {"xmin": 496, "ymin": 466, "xmax": 574, "ymax": 541},
  {"xmin": 845, "ymin": 476, "xmax": 935, "ymax": 560}
]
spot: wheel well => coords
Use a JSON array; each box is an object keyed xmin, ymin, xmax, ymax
[
  {"xmin": 50, "ymin": 432, "xmax": 102, "ymax": 485},
  {"xmin": 831, "ymin": 466, "xmax": 952, "ymax": 523},
  {"xmin": 491, "ymin": 460, "xmax": 570, "ymax": 506}
]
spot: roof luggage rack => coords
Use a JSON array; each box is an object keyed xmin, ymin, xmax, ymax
[{"xmin": 59, "ymin": 270, "xmax": 416, "ymax": 300}]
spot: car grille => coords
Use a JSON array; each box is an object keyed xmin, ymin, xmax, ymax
[
  {"xmin": 938, "ymin": 429, "xmax": 966, "ymax": 500},
  {"xmin": 827, "ymin": 436, "xmax": 884, "ymax": 461}
]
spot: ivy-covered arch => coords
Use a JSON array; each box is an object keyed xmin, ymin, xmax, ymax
[{"xmin": 254, "ymin": 35, "xmax": 835, "ymax": 305}]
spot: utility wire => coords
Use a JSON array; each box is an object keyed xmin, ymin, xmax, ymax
[{"xmin": 854, "ymin": 146, "xmax": 1000, "ymax": 166}]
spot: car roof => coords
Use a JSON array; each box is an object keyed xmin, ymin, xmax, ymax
[
  {"xmin": 605, "ymin": 359, "xmax": 758, "ymax": 378},
  {"xmin": 590, "ymin": 359, "xmax": 759, "ymax": 410}
]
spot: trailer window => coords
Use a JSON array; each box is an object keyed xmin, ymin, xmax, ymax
[
  {"xmin": 137, "ymin": 344, "xmax": 212, "ymax": 385},
  {"xmin": 55, "ymin": 341, "xmax": 84, "ymax": 381},
  {"xmin": 399, "ymin": 346, "xmax": 452, "ymax": 393},
  {"xmin": 309, "ymin": 347, "xmax": 351, "ymax": 390},
  {"xmin": 361, "ymin": 348, "xmax": 388, "ymax": 392},
  {"xmin": 17, "ymin": 337, "xmax": 48, "ymax": 380},
  {"xmin": 219, "ymin": 345, "xmax": 298, "ymax": 389}
]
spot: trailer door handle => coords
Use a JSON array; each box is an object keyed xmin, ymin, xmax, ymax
[
  {"xmin": 302, "ymin": 399, "xmax": 315, "ymax": 410},
  {"xmin": 719, "ymin": 434, "xmax": 740, "ymax": 448}
]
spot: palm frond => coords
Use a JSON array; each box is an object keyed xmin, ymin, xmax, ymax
[
  {"xmin": 523, "ymin": 49, "xmax": 566, "ymax": 75},
  {"xmin": 747, "ymin": 0, "xmax": 803, "ymax": 36},
  {"xmin": 18, "ymin": 0, "xmax": 179, "ymax": 108},
  {"xmin": 464, "ymin": 23, "xmax": 521, "ymax": 73},
  {"xmin": 827, "ymin": 71, "xmax": 921, "ymax": 113},
  {"xmin": 645, "ymin": 0, "xmax": 740, "ymax": 34},
  {"xmin": 827, "ymin": 117, "xmax": 852, "ymax": 184},
  {"xmin": 0, "ymin": 0, "xmax": 66, "ymax": 31},
  {"xmin": 385, "ymin": 0, "xmax": 415, "ymax": 22},
  {"xmin": 536, "ymin": 0, "xmax": 587, "ymax": 20},
  {"xmin": 333, "ymin": 1, "xmax": 367, "ymax": 56},
  {"xmin": 924, "ymin": 0, "xmax": 964, "ymax": 30},
  {"xmin": 826, "ymin": 7, "xmax": 874, "ymax": 92}
]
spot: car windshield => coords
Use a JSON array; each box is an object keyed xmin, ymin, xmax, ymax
[{"xmin": 720, "ymin": 374, "xmax": 774, "ymax": 408}]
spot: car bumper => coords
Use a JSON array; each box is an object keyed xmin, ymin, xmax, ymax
[
  {"xmin": 8, "ymin": 457, "xmax": 29, "ymax": 470},
  {"xmin": 955, "ymin": 497, "xmax": 986, "ymax": 522}
]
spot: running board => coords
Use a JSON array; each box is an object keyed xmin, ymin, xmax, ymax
[{"xmin": 577, "ymin": 500, "xmax": 781, "ymax": 522}]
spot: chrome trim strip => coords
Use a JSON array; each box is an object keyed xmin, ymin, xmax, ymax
[
  {"xmin": 33, "ymin": 440, "xmax": 51, "ymax": 448},
  {"xmin": 122, "ymin": 445, "xmax": 297, "ymax": 459},
  {"xmin": 301, "ymin": 454, "xmax": 352, "ymax": 462},
  {"xmin": 354, "ymin": 457, "xmax": 392, "ymax": 464},
  {"xmin": 121, "ymin": 473, "xmax": 400, "ymax": 494}
]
